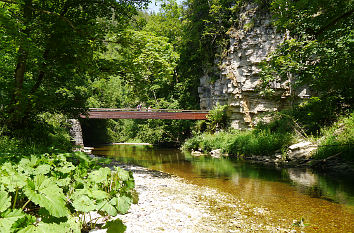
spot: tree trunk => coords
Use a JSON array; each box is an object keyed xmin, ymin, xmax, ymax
[{"xmin": 9, "ymin": 0, "xmax": 33, "ymax": 127}]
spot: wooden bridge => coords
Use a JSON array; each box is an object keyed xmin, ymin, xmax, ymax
[{"xmin": 80, "ymin": 108, "xmax": 209, "ymax": 120}]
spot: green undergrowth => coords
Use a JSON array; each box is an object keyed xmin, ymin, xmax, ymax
[
  {"xmin": 182, "ymin": 105, "xmax": 295, "ymax": 157},
  {"xmin": 314, "ymin": 113, "xmax": 354, "ymax": 161},
  {"xmin": 182, "ymin": 129, "xmax": 293, "ymax": 157},
  {"xmin": 183, "ymin": 111, "xmax": 354, "ymax": 162},
  {"xmin": 0, "ymin": 151, "xmax": 134, "ymax": 232},
  {"xmin": 0, "ymin": 113, "xmax": 135, "ymax": 232},
  {"xmin": 0, "ymin": 113, "xmax": 74, "ymax": 156}
]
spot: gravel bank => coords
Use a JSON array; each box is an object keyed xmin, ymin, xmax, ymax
[{"xmin": 91, "ymin": 163, "xmax": 295, "ymax": 233}]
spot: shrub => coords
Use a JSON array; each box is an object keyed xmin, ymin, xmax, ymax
[
  {"xmin": 1, "ymin": 113, "xmax": 73, "ymax": 156},
  {"xmin": 206, "ymin": 104, "xmax": 228, "ymax": 133},
  {"xmin": 182, "ymin": 135, "xmax": 203, "ymax": 151},
  {"xmin": 182, "ymin": 129, "xmax": 292, "ymax": 157},
  {"xmin": 314, "ymin": 113, "xmax": 354, "ymax": 161}
]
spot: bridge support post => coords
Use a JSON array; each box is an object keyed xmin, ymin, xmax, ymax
[{"xmin": 69, "ymin": 119, "xmax": 84, "ymax": 149}]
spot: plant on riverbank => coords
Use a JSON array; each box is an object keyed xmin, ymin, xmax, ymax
[
  {"xmin": 182, "ymin": 128, "xmax": 293, "ymax": 157},
  {"xmin": 183, "ymin": 109, "xmax": 295, "ymax": 156},
  {"xmin": 0, "ymin": 152, "xmax": 135, "ymax": 232},
  {"xmin": 314, "ymin": 113, "xmax": 354, "ymax": 161}
]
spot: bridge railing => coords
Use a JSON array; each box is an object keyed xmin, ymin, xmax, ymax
[
  {"xmin": 88, "ymin": 108, "xmax": 210, "ymax": 113},
  {"xmin": 81, "ymin": 108, "xmax": 209, "ymax": 120}
]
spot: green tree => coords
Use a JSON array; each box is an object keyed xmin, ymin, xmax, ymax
[
  {"xmin": 143, "ymin": 0, "xmax": 184, "ymax": 48},
  {"xmin": 260, "ymin": 0, "xmax": 353, "ymax": 130},
  {"xmin": 0, "ymin": 0, "xmax": 148, "ymax": 129},
  {"xmin": 99, "ymin": 29, "xmax": 179, "ymax": 107}
]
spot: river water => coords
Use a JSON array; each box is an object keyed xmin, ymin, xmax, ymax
[{"xmin": 92, "ymin": 144, "xmax": 354, "ymax": 232}]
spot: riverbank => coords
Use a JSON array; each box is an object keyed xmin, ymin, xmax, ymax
[
  {"xmin": 241, "ymin": 152, "xmax": 354, "ymax": 176},
  {"xmin": 188, "ymin": 141, "xmax": 354, "ymax": 176},
  {"xmin": 91, "ymin": 161, "xmax": 299, "ymax": 233}
]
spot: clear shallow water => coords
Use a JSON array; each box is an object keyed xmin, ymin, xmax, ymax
[{"xmin": 92, "ymin": 145, "xmax": 354, "ymax": 232}]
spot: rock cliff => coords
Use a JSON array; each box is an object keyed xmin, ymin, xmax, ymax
[{"xmin": 198, "ymin": 4, "xmax": 310, "ymax": 129}]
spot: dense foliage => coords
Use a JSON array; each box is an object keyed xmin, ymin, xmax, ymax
[
  {"xmin": 260, "ymin": 0, "xmax": 353, "ymax": 131},
  {"xmin": 0, "ymin": 0, "xmax": 147, "ymax": 130},
  {"xmin": 183, "ymin": 118, "xmax": 293, "ymax": 156},
  {"xmin": 1, "ymin": 3, "xmax": 353, "ymax": 231},
  {"xmin": 315, "ymin": 113, "xmax": 354, "ymax": 161},
  {"xmin": 0, "ymin": 1, "xmax": 147, "ymax": 232},
  {"xmin": 84, "ymin": 0, "xmax": 199, "ymax": 146},
  {"xmin": 179, "ymin": 0, "xmax": 353, "ymax": 160},
  {"xmin": 0, "ymin": 151, "xmax": 135, "ymax": 232}
]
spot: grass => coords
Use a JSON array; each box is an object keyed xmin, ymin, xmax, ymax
[
  {"xmin": 182, "ymin": 128, "xmax": 293, "ymax": 157},
  {"xmin": 314, "ymin": 113, "xmax": 354, "ymax": 161},
  {"xmin": 183, "ymin": 112, "xmax": 354, "ymax": 162}
]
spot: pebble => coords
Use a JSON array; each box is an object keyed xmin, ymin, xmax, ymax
[{"xmin": 90, "ymin": 164, "xmax": 295, "ymax": 232}]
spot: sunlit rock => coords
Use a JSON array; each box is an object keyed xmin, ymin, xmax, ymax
[
  {"xmin": 198, "ymin": 3, "xmax": 310, "ymax": 129},
  {"xmin": 210, "ymin": 149, "xmax": 222, "ymax": 158},
  {"xmin": 287, "ymin": 141, "xmax": 317, "ymax": 160}
]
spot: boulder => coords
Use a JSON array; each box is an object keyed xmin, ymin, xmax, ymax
[{"xmin": 287, "ymin": 141, "xmax": 317, "ymax": 160}]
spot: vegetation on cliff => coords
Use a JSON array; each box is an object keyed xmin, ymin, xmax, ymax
[{"xmin": 181, "ymin": 0, "xmax": 353, "ymax": 161}]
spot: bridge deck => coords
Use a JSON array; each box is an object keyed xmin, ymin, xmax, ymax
[{"xmin": 80, "ymin": 108, "xmax": 209, "ymax": 120}]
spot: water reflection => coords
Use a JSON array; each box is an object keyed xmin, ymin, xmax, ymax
[{"xmin": 93, "ymin": 145, "xmax": 354, "ymax": 207}]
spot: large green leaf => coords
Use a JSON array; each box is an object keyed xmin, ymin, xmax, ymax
[
  {"xmin": 97, "ymin": 200, "xmax": 117, "ymax": 216},
  {"xmin": 103, "ymin": 219, "xmax": 127, "ymax": 233},
  {"xmin": 88, "ymin": 167, "xmax": 111, "ymax": 185},
  {"xmin": 23, "ymin": 175, "xmax": 69, "ymax": 218},
  {"xmin": 17, "ymin": 156, "xmax": 51, "ymax": 176},
  {"xmin": 17, "ymin": 225, "xmax": 37, "ymax": 233},
  {"xmin": 17, "ymin": 219, "xmax": 81, "ymax": 233},
  {"xmin": 33, "ymin": 164, "xmax": 51, "ymax": 176},
  {"xmin": 0, "ymin": 163, "xmax": 27, "ymax": 191},
  {"xmin": 36, "ymin": 222, "xmax": 75, "ymax": 233},
  {"xmin": 71, "ymin": 194, "xmax": 96, "ymax": 213},
  {"xmin": 88, "ymin": 189, "xmax": 109, "ymax": 200},
  {"xmin": 0, "ymin": 190, "xmax": 11, "ymax": 212},
  {"xmin": 0, "ymin": 209, "xmax": 26, "ymax": 232},
  {"xmin": 115, "ymin": 167, "xmax": 130, "ymax": 181},
  {"xmin": 115, "ymin": 195, "xmax": 132, "ymax": 214}
]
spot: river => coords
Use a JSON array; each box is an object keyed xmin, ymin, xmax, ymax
[{"xmin": 92, "ymin": 144, "xmax": 354, "ymax": 232}]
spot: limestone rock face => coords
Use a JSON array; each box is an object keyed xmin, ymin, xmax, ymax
[{"xmin": 198, "ymin": 4, "xmax": 310, "ymax": 129}]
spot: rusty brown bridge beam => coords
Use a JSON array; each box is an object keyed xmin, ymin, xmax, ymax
[{"xmin": 80, "ymin": 108, "xmax": 209, "ymax": 120}]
